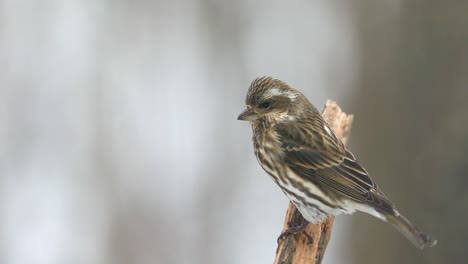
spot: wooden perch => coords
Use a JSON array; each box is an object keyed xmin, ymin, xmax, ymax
[{"xmin": 274, "ymin": 100, "xmax": 354, "ymax": 264}]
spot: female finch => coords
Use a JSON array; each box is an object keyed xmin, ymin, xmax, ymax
[{"xmin": 237, "ymin": 76, "xmax": 437, "ymax": 249}]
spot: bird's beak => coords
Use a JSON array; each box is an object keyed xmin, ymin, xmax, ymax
[{"xmin": 237, "ymin": 107, "xmax": 258, "ymax": 121}]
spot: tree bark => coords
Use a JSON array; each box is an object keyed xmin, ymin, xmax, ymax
[{"xmin": 274, "ymin": 100, "xmax": 354, "ymax": 264}]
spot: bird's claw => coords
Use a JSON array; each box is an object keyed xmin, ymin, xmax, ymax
[{"xmin": 277, "ymin": 220, "xmax": 313, "ymax": 245}]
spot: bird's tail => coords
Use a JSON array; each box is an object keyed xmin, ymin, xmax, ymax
[{"xmin": 385, "ymin": 211, "xmax": 437, "ymax": 249}]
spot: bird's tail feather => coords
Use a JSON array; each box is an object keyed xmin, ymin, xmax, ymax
[{"xmin": 385, "ymin": 211, "xmax": 437, "ymax": 249}]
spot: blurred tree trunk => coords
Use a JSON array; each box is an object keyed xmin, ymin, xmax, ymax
[{"xmin": 347, "ymin": 1, "xmax": 468, "ymax": 263}]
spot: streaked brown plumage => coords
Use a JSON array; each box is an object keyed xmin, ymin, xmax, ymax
[{"xmin": 238, "ymin": 76, "xmax": 437, "ymax": 249}]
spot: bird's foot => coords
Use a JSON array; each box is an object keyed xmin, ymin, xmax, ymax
[{"xmin": 277, "ymin": 220, "xmax": 313, "ymax": 245}]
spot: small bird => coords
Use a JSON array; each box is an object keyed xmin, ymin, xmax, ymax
[{"xmin": 238, "ymin": 76, "xmax": 437, "ymax": 249}]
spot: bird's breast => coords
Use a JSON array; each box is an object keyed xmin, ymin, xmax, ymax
[{"xmin": 252, "ymin": 126, "xmax": 284, "ymax": 181}]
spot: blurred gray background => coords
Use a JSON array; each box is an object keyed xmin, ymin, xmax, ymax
[{"xmin": 0, "ymin": 1, "xmax": 466, "ymax": 264}]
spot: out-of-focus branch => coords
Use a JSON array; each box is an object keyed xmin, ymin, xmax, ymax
[{"xmin": 274, "ymin": 100, "xmax": 354, "ymax": 264}]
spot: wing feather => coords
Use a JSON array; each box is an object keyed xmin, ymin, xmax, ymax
[{"xmin": 275, "ymin": 122, "xmax": 394, "ymax": 213}]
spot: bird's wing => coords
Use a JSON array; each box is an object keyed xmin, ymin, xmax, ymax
[
  {"xmin": 275, "ymin": 122, "xmax": 394, "ymax": 213},
  {"xmin": 275, "ymin": 121, "xmax": 346, "ymax": 170}
]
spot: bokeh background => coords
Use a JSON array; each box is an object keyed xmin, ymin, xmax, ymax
[{"xmin": 1, "ymin": 1, "xmax": 466, "ymax": 264}]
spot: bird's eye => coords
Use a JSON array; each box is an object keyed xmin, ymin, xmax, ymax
[{"xmin": 260, "ymin": 101, "xmax": 271, "ymax": 109}]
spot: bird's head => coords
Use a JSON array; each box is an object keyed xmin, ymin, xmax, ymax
[{"xmin": 237, "ymin": 76, "xmax": 304, "ymax": 123}]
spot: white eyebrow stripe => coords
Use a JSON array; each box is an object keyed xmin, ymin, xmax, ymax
[
  {"xmin": 287, "ymin": 92, "xmax": 298, "ymax": 101},
  {"xmin": 265, "ymin": 88, "xmax": 283, "ymax": 97},
  {"xmin": 265, "ymin": 88, "xmax": 299, "ymax": 101}
]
